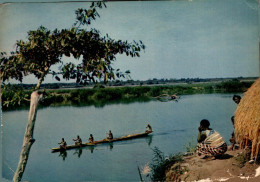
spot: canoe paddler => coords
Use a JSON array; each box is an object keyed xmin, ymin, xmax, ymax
[
  {"xmin": 107, "ymin": 130, "xmax": 113, "ymax": 140},
  {"xmin": 73, "ymin": 135, "xmax": 82, "ymax": 145},
  {"xmin": 146, "ymin": 123, "xmax": 152, "ymax": 133},
  {"xmin": 58, "ymin": 138, "xmax": 67, "ymax": 150},
  {"xmin": 89, "ymin": 134, "xmax": 94, "ymax": 143}
]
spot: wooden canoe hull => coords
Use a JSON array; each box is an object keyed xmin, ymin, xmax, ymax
[{"xmin": 51, "ymin": 131, "xmax": 152, "ymax": 152}]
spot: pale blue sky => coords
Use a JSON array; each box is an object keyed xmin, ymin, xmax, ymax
[{"xmin": 0, "ymin": 0, "xmax": 259, "ymax": 84}]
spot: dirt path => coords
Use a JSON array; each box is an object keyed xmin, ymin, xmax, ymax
[{"xmin": 166, "ymin": 149, "xmax": 260, "ymax": 181}]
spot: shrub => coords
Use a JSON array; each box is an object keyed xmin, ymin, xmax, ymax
[
  {"xmin": 150, "ymin": 147, "xmax": 183, "ymax": 181},
  {"xmin": 216, "ymin": 80, "xmax": 254, "ymax": 92}
]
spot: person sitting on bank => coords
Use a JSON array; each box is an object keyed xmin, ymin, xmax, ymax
[
  {"xmin": 107, "ymin": 130, "xmax": 113, "ymax": 140},
  {"xmin": 229, "ymin": 116, "xmax": 237, "ymax": 150},
  {"xmin": 89, "ymin": 134, "xmax": 94, "ymax": 143},
  {"xmin": 233, "ymin": 95, "xmax": 241, "ymax": 104},
  {"xmin": 197, "ymin": 119, "xmax": 227, "ymax": 159},
  {"xmin": 229, "ymin": 95, "xmax": 241, "ymax": 150},
  {"xmin": 146, "ymin": 123, "xmax": 153, "ymax": 133},
  {"xmin": 58, "ymin": 138, "xmax": 67, "ymax": 149},
  {"xmin": 73, "ymin": 135, "xmax": 82, "ymax": 145}
]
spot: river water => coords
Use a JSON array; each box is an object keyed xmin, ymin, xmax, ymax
[{"xmin": 1, "ymin": 94, "xmax": 239, "ymax": 181}]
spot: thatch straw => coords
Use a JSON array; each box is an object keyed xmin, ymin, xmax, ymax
[{"xmin": 235, "ymin": 78, "xmax": 260, "ymax": 160}]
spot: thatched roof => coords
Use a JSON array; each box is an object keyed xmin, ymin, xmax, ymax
[{"xmin": 235, "ymin": 78, "xmax": 260, "ymax": 160}]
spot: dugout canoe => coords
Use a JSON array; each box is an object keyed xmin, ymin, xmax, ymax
[{"xmin": 51, "ymin": 130, "xmax": 153, "ymax": 152}]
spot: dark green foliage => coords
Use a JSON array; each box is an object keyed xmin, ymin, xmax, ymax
[
  {"xmin": 40, "ymin": 92, "xmax": 65, "ymax": 106},
  {"xmin": 149, "ymin": 86, "xmax": 163, "ymax": 97},
  {"xmin": 70, "ymin": 89, "xmax": 96, "ymax": 102},
  {"xmin": 123, "ymin": 86, "xmax": 151, "ymax": 97},
  {"xmin": 92, "ymin": 88, "xmax": 123, "ymax": 101},
  {"xmin": 216, "ymin": 79, "xmax": 254, "ymax": 92},
  {"xmin": 150, "ymin": 147, "xmax": 183, "ymax": 181},
  {"xmin": 1, "ymin": 80, "xmax": 255, "ymax": 111},
  {"xmin": 1, "ymin": 84, "xmax": 31, "ymax": 110}
]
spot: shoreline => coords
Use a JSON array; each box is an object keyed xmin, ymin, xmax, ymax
[
  {"xmin": 166, "ymin": 149, "xmax": 260, "ymax": 182},
  {"xmin": 2, "ymin": 79, "xmax": 254, "ymax": 111}
]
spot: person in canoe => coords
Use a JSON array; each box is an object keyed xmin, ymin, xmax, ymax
[
  {"xmin": 197, "ymin": 119, "xmax": 227, "ymax": 159},
  {"xmin": 73, "ymin": 135, "xmax": 82, "ymax": 145},
  {"xmin": 107, "ymin": 130, "xmax": 113, "ymax": 140},
  {"xmin": 58, "ymin": 138, "xmax": 67, "ymax": 150},
  {"xmin": 145, "ymin": 123, "xmax": 152, "ymax": 133},
  {"xmin": 89, "ymin": 134, "xmax": 94, "ymax": 143}
]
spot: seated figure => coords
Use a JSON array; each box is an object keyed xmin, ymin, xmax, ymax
[
  {"xmin": 89, "ymin": 134, "xmax": 94, "ymax": 143},
  {"xmin": 145, "ymin": 124, "xmax": 152, "ymax": 133},
  {"xmin": 73, "ymin": 135, "xmax": 82, "ymax": 145},
  {"xmin": 197, "ymin": 119, "xmax": 227, "ymax": 159},
  {"xmin": 58, "ymin": 138, "xmax": 67, "ymax": 149}
]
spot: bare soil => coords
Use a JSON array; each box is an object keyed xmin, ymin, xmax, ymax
[{"xmin": 166, "ymin": 149, "xmax": 260, "ymax": 182}]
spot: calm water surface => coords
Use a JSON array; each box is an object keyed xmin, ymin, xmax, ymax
[{"xmin": 1, "ymin": 94, "xmax": 239, "ymax": 181}]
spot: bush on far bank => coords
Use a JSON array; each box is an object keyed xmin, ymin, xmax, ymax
[{"xmin": 1, "ymin": 80, "xmax": 254, "ymax": 110}]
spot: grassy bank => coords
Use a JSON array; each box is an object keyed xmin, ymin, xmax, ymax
[{"xmin": 1, "ymin": 79, "xmax": 254, "ymax": 110}]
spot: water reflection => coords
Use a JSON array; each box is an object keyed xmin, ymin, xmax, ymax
[
  {"xmin": 59, "ymin": 151, "xmax": 67, "ymax": 161},
  {"xmin": 88, "ymin": 146, "xmax": 94, "ymax": 153},
  {"xmin": 146, "ymin": 135, "xmax": 153, "ymax": 146},
  {"xmin": 155, "ymin": 130, "xmax": 186, "ymax": 136},
  {"xmin": 109, "ymin": 143, "xmax": 113, "ymax": 150},
  {"xmin": 56, "ymin": 135, "xmax": 153, "ymax": 160},
  {"xmin": 73, "ymin": 148, "xmax": 82, "ymax": 158}
]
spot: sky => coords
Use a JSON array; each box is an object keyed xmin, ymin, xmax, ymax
[{"xmin": 0, "ymin": 0, "xmax": 259, "ymax": 84}]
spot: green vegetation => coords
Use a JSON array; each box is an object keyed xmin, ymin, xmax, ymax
[
  {"xmin": 215, "ymin": 79, "xmax": 253, "ymax": 92},
  {"xmin": 233, "ymin": 151, "xmax": 251, "ymax": 168},
  {"xmin": 1, "ymin": 79, "xmax": 255, "ymax": 110},
  {"xmin": 184, "ymin": 140, "xmax": 197, "ymax": 154},
  {"xmin": 149, "ymin": 147, "xmax": 184, "ymax": 181},
  {"xmin": 148, "ymin": 141, "xmax": 198, "ymax": 181}
]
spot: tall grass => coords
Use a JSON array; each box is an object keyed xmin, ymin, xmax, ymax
[{"xmin": 149, "ymin": 147, "xmax": 183, "ymax": 181}]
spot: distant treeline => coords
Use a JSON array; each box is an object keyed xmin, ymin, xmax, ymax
[
  {"xmin": 1, "ymin": 78, "xmax": 256, "ymax": 110},
  {"xmin": 19, "ymin": 77, "xmax": 258, "ymax": 89}
]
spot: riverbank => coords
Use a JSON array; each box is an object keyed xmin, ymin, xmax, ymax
[
  {"xmin": 166, "ymin": 149, "xmax": 260, "ymax": 182},
  {"xmin": 1, "ymin": 79, "xmax": 254, "ymax": 110},
  {"xmin": 2, "ymin": 94, "xmax": 241, "ymax": 181}
]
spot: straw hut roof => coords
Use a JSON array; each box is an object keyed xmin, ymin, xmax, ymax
[{"xmin": 235, "ymin": 78, "xmax": 260, "ymax": 160}]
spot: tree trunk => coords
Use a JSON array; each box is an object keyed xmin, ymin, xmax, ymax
[
  {"xmin": 35, "ymin": 77, "xmax": 44, "ymax": 90},
  {"xmin": 13, "ymin": 91, "xmax": 43, "ymax": 182}
]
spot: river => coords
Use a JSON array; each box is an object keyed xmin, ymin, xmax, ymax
[{"xmin": 1, "ymin": 93, "xmax": 239, "ymax": 181}]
